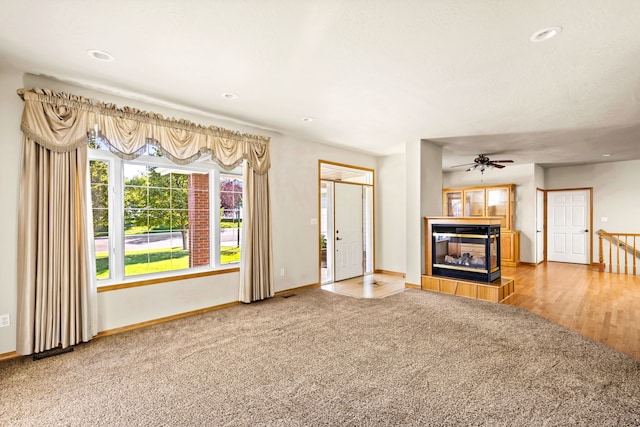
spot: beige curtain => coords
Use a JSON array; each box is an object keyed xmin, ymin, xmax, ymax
[
  {"xmin": 18, "ymin": 88, "xmax": 271, "ymax": 173},
  {"xmin": 17, "ymin": 139, "xmax": 95, "ymax": 354},
  {"xmin": 240, "ymin": 165, "xmax": 274, "ymax": 302},
  {"xmin": 16, "ymin": 88, "xmax": 274, "ymax": 354}
]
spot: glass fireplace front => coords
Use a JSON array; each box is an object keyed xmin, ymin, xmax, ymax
[{"xmin": 432, "ymin": 224, "xmax": 500, "ymax": 282}]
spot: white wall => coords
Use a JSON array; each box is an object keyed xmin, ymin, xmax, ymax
[
  {"xmin": 405, "ymin": 141, "xmax": 442, "ymax": 285},
  {"xmin": 269, "ymin": 135, "xmax": 376, "ymax": 292},
  {"xmin": 443, "ymin": 164, "xmax": 537, "ymax": 263},
  {"xmin": 546, "ymin": 160, "xmax": 640, "ymax": 262},
  {"xmin": 0, "ymin": 73, "xmax": 377, "ymax": 354},
  {"xmin": 375, "ymin": 154, "xmax": 406, "ymax": 274},
  {"xmin": 0, "ymin": 67, "xmax": 23, "ymax": 355}
]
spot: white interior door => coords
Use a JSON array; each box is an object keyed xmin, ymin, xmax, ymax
[
  {"xmin": 547, "ymin": 190, "xmax": 590, "ymax": 264},
  {"xmin": 536, "ymin": 189, "xmax": 545, "ymax": 263},
  {"xmin": 334, "ymin": 183, "xmax": 363, "ymax": 281}
]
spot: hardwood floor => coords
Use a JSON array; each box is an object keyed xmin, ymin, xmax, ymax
[
  {"xmin": 5, "ymin": 264, "xmax": 631, "ymax": 362},
  {"xmin": 322, "ymin": 263, "xmax": 640, "ymax": 361},
  {"xmin": 502, "ymin": 262, "xmax": 640, "ymax": 361}
]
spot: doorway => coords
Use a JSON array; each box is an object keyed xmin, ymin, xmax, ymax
[
  {"xmin": 546, "ymin": 189, "xmax": 592, "ymax": 264},
  {"xmin": 319, "ymin": 161, "xmax": 374, "ymax": 284}
]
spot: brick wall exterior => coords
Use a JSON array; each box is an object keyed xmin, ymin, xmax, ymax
[{"xmin": 188, "ymin": 173, "xmax": 210, "ymax": 267}]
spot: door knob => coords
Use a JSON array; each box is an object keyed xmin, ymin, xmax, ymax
[
  {"xmin": 336, "ymin": 237, "xmax": 343, "ymax": 241},
  {"xmin": 583, "ymin": 229, "xmax": 589, "ymax": 232}
]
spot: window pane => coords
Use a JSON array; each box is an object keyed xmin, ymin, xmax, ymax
[
  {"xmin": 149, "ymin": 187, "xmax": 170, "ymax": 209},
  {"xmin": 171, "ymin": 189, "xmax": 188, "ymax": 209},
  {"xmin": 149, "ymin": 209, "xmax": 169, "ymax": 232},
  {"xmin": 171, "ymin": 172, "xmax": 189, "ymax": 189},
  {"xmin": 124, "ymin": 164, "xmax": 148, "ymax": 185},
  {"xmin": 220, "ymin": 174, "xmax": 242, "ymax": 265},
  {"xmin": 171, "ymin": 210, "xmax": 190, "ymax": 231},
  {"xmin": 90, "ymin": 160, "xmax": 110, "ymax": 280},
  {"xmin": 124, "ymin": 186, "xmax": 148, "ymax": 209}
]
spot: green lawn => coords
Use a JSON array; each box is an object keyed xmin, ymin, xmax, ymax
[
  {"xmin": 220, "ymin": 221, "xmax": 242, "ymax": 229},
  {"xmin": 96, "ymin": 246, "xmax": 241, "ymax": 279},
  {"xmin": 221, "ymin": 246, "xmax": 241, "ymax": 264}
]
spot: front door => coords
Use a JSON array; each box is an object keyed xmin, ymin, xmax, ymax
[
  {"xmin": 547, "ymin": 189, "xmax": 590, "ymax": 264},
  {"xmin": 334, "ymin": 182, "xmax": 363, "ymax": 281}
]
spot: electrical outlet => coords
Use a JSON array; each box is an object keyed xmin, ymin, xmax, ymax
[
  {"xmin": 280, "ymin": 268, "xmax": 285, "ymax": 276},
  {"xmin": 0, "ymin": 314, "xmax": 9, "ymax": 328}
]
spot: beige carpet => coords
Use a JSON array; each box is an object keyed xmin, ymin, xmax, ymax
[{"xmin": 1, "ymin": 288, "xmax": 639, "ymax": 426}]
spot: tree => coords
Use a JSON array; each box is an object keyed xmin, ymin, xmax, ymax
[
  {"xmin": 90, "ymin": 160, "xmax": 110, "ymax": 237},
  {"xmin": 220, "ymin": 177, "xmax": 242, "ymax": 214}
]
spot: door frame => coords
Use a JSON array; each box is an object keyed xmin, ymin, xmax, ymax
[
  {"xmin": 545, "ymin": 187, "xmax": 594, "ymax": 265},
  {"xmin": 536, "ymin": 187, "xmax": 545, "ymax": 264},
  {"xmin": 318, "ymin": 160, "xmax": 375, "ymax": 284}
]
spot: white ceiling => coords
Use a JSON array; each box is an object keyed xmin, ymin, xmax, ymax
[{"xmin": 1, "ymin": 0, "xmax": 639, "ymax": 170}]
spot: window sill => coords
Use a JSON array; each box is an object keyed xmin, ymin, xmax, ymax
[{"xmin": 97, "ymin": 267, "xmax": 240, "ymax": 293}]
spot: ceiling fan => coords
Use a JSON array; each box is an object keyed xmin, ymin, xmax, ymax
[{"xmin": 452, "ymin": 154, "xmax": 514, "ymax": 174}]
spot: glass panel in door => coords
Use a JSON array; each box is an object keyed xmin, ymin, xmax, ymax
[
  {"xmin": 487, "ymin": 188, "xmax": 508, "ymax": 228},
  {"xmin": 464, "ymin": 190, "xmax": 485, "ymax": 217},
  {"xmin": 446, "ymin": 191, "xmax": 463, "ymax": 217}
]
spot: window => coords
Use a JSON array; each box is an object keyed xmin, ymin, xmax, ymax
[
  {"xmin": 90, "ymin": 159, "xmax": 111, "ymax": 280},
  {"xmin": 219, "ymin": 174, "xmax": 242, "ymax": 265},
  {"xmin": 89, "ymin": 145, "xmax": 242, "ymax": 284}
]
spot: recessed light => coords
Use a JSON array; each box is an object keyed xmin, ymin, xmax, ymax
[
  {"xmin": 530, "ymin": 26, "xmax": 562, "ymax": 43},
  {"xmin": 602, "ymin": 153, "xmax": 611, "ymax": 157},
  {"xmin": 302, "ymin": 117, "xmax": 314, "ymax": 122},
  {"xmin": 222, "ymin": 92, "xmax": 239, "ymax": 100},
  {"xmin": 87, "ymin": 49, "xmax": 114, "ymax": 62}
]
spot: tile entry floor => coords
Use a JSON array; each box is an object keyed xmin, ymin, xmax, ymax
[{"xmin": 321, "ymin": 273, "xmax": 406, "ymax": 299}]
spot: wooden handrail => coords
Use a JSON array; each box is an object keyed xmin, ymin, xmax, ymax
[{"xmin": 597, "ymin": 230, "xmax": 640, "ymax": 274}]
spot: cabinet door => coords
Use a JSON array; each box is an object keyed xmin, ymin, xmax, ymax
[
  {"xmin": 444, "ymin": 191, "xmax": 463, "ymax": 217},
  {"xmin": 464, "ymin": 190, "xmax": 485, "ymax": 217},
  {"xmin": 500, "ymin": 230, "xmax": 520, "ymax": 266},
  {"xmin": 486, "ymin": 187, "xmax": 509, "ymax": 229}
]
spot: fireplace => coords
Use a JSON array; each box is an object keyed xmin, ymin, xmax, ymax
[{"xmin": 431, "ymin": 222, "xmax": 500, "ymax": 283}]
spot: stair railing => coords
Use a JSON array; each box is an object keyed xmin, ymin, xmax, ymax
[{"xmin": 597, "ymin": 230, "xmax": 640, "ymax": 274}]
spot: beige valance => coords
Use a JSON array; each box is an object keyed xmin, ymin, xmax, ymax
[{"xmin": 17, "ymin": 88, "xmax": 271, "ymax": 174}]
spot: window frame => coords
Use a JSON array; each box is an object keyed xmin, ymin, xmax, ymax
[{"xmin": 88, "ymin": 148, "xmax": 242, "ymax": 286}]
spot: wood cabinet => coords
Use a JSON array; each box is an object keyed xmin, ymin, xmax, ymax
[
  {"xmin": 443, "ymin": 184, "xmax": 519, "ymax": 266},
  {"xmin": 500, "ymin": 230, "xmax": 520, "ymax": 267}
]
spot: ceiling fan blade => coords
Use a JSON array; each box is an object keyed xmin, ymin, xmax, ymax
[
  {"xmin": 491, "ymin": 160, "xmax": 514, "ymax": 163},
  {"xmin": 492, "ymin": 163, "xmax": 506, "ymax": 169},
  {"xmin": 451, "ymin": 162, "xmax": 477, "ymax": 168}
]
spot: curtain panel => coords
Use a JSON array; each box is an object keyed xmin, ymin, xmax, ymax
[
  {"xmin": 16, "ymin": 88, "xmax": 274, "ymax": 354},
  {"xmin": 17, "ymin": 141, "xmax": 95, "ymax": 354},
  {"xmin": 239, "ymin": 166, "xmax": 274, "ymax": 302}
]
